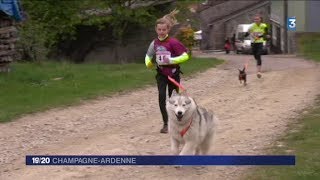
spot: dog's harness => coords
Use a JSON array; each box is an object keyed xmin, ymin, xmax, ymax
[{"xmin": 180, "ymin": 117, "xmax": 193, "ymax": 137}]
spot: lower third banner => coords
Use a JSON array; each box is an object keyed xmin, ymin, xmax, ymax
[{"xmin": 26, "ymin": 155, "xmax": 295, "ymax": 166}]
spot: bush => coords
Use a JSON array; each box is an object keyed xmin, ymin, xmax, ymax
[
  {"xmin": 175, "ymin": 26, "xmax": 195, "ymax": 56},
  {"xmin": 17, "ymin": 20, "xmax": 50, "ymax": 62}
]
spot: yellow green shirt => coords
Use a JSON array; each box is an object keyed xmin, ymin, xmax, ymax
[{"xmin": 249, "ymin": 23, "xmax": 268, "ymax": 43}]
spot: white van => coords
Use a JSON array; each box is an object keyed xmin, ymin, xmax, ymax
[{"xmin": 234, "ymin": 24, "xmax": 268, "ymax": 54}]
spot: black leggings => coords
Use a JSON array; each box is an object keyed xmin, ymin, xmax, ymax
[
  {"xmin": 252, "ymin": 43, "xmax": 263, "ymax": 66},
  {"xmin": 156, "ymin": 71, "xmax": 180, "ymax": 126}
]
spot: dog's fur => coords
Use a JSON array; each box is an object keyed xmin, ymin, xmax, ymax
[
  {"xmin": 238, "ymin": 67, "xmax": 247, "ymax": 86},
  {"xmin": 166, "ymin": 91, "xmax": 217, "ymax": 155}
]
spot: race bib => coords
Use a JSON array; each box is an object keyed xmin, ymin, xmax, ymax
[
  {"xmin": 156, "ymin": 51, "xmax": 171, "ymax": 65},
  {"xmin": 253, "ymin": 32, "xmax": 263, "ymax": 38}
]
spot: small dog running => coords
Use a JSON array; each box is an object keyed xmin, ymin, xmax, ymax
[{"xmin": 238, "ymin": 66, "xmax": 247, "ymax": 86}]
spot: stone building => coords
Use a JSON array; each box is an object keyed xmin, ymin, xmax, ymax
[{"xmin": 197, "ymin": 0, "xmax": 270, "ymax": 50}]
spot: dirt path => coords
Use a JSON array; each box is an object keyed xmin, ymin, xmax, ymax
[{"xmin": 1, "ymin": 53, "xmax": 320, "ymax": 180}]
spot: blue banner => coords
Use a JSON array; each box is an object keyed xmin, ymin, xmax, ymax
[{"xmin": 26, "ymin": 155, "xmax": 295, "ymax": 166}]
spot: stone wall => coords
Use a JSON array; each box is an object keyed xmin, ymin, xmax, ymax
[
  {"xmin": 0, "ymin": 13, "xmax": 18, "ymax": 72},
  {"xmin": 84, "ymin": 29, "xmax": 156, "ymax": 64},
  {"xmin": 54, "ymin": 24, "xmax": 156, "ymax": 64}
]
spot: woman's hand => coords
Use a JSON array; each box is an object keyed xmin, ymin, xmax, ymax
[{"xmin": 163, "ymin": 56, "xmax": 171, "ymax": 64}]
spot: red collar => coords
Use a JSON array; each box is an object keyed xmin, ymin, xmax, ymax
[{"xmin": 180, "ymin": 117, "xmax": 193, "ymax": 137}]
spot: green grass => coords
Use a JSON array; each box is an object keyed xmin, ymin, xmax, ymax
[
  {"xmin": 0, "ymin": 57, "xmax": 223, "ymax": 123},
  {"xmin": 245, "ymin": 97, "xmax": 320, "ymax": 180},
  {"xmin": 299, "ymin": 33, "xmax": 320, "ymax": 62}
]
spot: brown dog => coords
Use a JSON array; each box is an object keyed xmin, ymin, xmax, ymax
[{"xmin": 238, "ymin": 67, "xmax": 247, "ymax": 86}]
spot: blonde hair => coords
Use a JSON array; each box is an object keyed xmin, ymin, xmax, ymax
[{"xmin": 155, "ymin": 9, "xmax": 179, "ymax": 29}]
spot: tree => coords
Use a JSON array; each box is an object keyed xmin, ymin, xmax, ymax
[
  {"xmin": 19, "ymin": 0, "xmax": 158, "ymax": 61},
  {"xmin": 175, "ymin": 26, "xmax": 195, "ymax": 56}
]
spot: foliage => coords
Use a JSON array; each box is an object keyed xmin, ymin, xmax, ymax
[
  {"xmin": 175, "ymin": 0, "xmax": 201, "ymax": 29},
  {"xmin": 108, "ymin": 2, "xmax": 156, "ymax": 44},
  {"xmin": 18, "ymin": 0, "xmax": 157, "ymax": 61},
  {"xmin": 175, "ymin": 27, "xmax": 196, "ymax": 55},
  {"xmin": 17, "ymin": 20, "xmax": 49, "ymax": 62}
]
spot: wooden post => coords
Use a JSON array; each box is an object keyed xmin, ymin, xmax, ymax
[{"xmin": 283, "ymin": 0, "xmax": 288, "ymax": 54}]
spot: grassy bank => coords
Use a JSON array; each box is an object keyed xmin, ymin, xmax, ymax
[
  {"xmin": 245, "ymin": 97, "xmax": 320, "ymax": 179},
  {"xmin": 298, "ymin": 33, "xmax": 320, "ymax": 62},
  {"xmin": 0, "ymin": 57, "xmax": 223, "ymax": 123}
]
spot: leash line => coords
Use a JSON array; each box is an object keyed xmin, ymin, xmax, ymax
[{"xmin": 167, "ymin": 76, "xmax": 188, "ymax": 95}]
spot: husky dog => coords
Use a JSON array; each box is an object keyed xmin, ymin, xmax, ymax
[
  {"xmin": 238, "ymin": 67, "xmax": 247, "ymax": 86},
  {"xmin": 166, "ymin": 91, "xmax": 217, "ymax": 155}
]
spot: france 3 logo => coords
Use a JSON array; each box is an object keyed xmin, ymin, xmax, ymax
[{"xmin": 287, "ymin": 17, "xmax": 296, "ymax": 31}]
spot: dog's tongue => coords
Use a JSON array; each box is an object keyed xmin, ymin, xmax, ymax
[{"xmin": 176, "ymin": 115, "xmax": 183, "ymax": 121}]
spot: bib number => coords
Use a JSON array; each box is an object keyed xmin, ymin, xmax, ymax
[{"xmin": 156, "ymin": 51, "xmax": 171, "ymax": 65}]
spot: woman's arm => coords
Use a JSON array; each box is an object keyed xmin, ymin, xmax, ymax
[
  {"xmin": 168, "ymin": 39, "xmax": 190, "ymax": 64},
  {"xmin": 145, "ymin": 41, "xmax": 155, "ymax": 69},
  {"xmin": 169, "ymin": 52, "xmax": 189, "ymax": 64}
]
